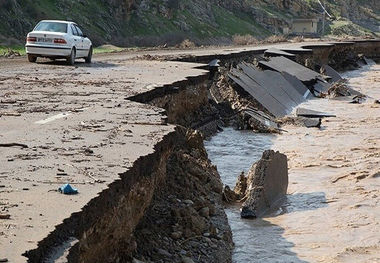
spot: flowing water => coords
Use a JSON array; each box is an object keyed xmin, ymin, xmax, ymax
[{"xmin": 204, "ymin": 64, "xmax": 380, "ymax": 263}]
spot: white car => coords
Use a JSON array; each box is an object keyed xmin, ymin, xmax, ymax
[{"xmin": 25, "ymin": 20, "xmax": 93, "ymax": 65}]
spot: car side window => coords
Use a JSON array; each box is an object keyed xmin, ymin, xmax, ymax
[
  {"xmin": 75, "ymin": 25, "xmax": 83, "ymax": 37},
  {"xmin": 71, "ymin": 25, "xmax": 78, "ymax": 36}
]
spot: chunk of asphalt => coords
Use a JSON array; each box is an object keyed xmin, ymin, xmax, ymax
[
  {"xmin": 321, "ymin": 64, "xmax": 342, "ymax": 82},
  {"xmin": 258, "ymin": 56, "xmax": 321, "ymax": 84},
  {"xmin": 228, "ymin": 70, "xmax": 287, "ymax": 118},
  {"xmin": 303, "ymin": 117, "xmax": 322, "ymax": 128},
  {"xmin": 264, "ymin": 48, "xmax": 296, "ymax": 59},
  {"xmin": 240, "ymin": 150, "xmax": 288, "ymax": 219},
  {"xmin": 296, "ymin": 107, "xmax": 336, "ymax": 118}
]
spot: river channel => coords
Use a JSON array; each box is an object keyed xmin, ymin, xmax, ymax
[{"xmin": 204, "ymin": 63, "xmax": 380, "ymax": 263}]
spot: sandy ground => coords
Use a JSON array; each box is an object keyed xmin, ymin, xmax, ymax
[{"xmin": 269, "ymin": 64, "xmax": 380, "ymax": 262}]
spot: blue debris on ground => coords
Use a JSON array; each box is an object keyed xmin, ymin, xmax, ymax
[{"xmin": 58, "ymin": 184, "xmax": 78, "ymax": 195}]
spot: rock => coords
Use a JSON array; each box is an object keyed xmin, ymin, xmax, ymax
[
  {"xmin": 203, "ymin": 237, "xmax": 211, "ymax": 243},
  {"xmin": 241, "ymin": 150, "xmax": 288, "ymax": 219},
  {"xmin": 240, "ymin": 206, "xmax": 256, "ymax": 218},
  {"xmin": 171, "ymin": 208, "xmax": 181, "ymax": 219},
  {"xmin": 208, "ymin": 204, "xmax": 216, "ymax": 216},
  {"xmin": 186, "ymin": 130, "xmax": 203, "ymax": 149},
  {"xmin": 181, "ymin": 256, "xmax": 195, "ymax": 263},
  {"xmin": 171, "ymin": 231, "xmax": 182, "ymax": 240},
  {"xmin": 199, "ymin": 207, "xmax": 209, "ymax": 218},
  {"xmin": 157, "ymin": 248, "xmax": 172, "ymax": 257},
  {"xmin": 209, "ymin": 224, "xmax": 217, "ymax": 236},
  {"xmin": 193, "ymin": 198, "xmax": 206, "ymax": 210},
  {"xmin": 211, "ymin": 243, "xmax": 218, "ymax": 249},
  {"xmin": 183, "ymin": 199, "xmax": 194, "ymax": 205},
  {"xmin": 132, "ymin": 258, "xmax": 145, "ymax": 263},
  {"xmin": 303, "ymin": 118, "xmax": 321, "ymax": 128},
  {"xmin": 190, "ymin": 215, "xmax": 207, "ymax": 234}
]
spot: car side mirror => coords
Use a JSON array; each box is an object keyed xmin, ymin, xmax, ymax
[{"xmin": 83, "ymin": 34, "xmax": 87, "ymax": 38}]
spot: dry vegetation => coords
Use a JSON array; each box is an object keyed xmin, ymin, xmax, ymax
[
  {"xmin": 290, "ymin": 36, "xmax": 305, "ymax": 42},
  {"xmin": 263, "ymin": 35, "xmax": 288, "ymax": 44},
  {"xmin": 232, "ymin": 34, "xmax": 259, "ymax": 45},
  {"xmin": 179, "ymin": 39, "xmax": 196, "ymax": 49}
]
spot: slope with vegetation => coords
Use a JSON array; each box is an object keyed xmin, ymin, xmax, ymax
[{"xmin": 0, "ymin": 0, "xmax": 379, "ymax": 47}]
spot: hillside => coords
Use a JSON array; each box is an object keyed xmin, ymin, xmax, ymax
[{"xmin": 0, "ymin": 0, "xmax": 379, "ymax": 47}]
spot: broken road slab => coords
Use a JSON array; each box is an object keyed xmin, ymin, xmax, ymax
[
  {"xmin": 239, "ymin": 63, "xmax": 297, "ymax": 111},
  {"xmin": 282, "ymin": 72, "xmax": 311, "ymax": 99},
  {"xmin": 321, "ymin": 64, "xmax": 342, "ymax": 82},
  {"xmin": 229, "ymin": 69, "xmax": 288, "ymax": 118},
  {"xmin": 313, "ymin": 80, "xmax": 331, "ymax": 94},
  {"xmin": 243, "ymin": 106, "xmax": 280, "ymax": 132},
  {"xmin": 264, "ymin": 48, "xmax": 296, "ymax": 59},
  {"xmin": 258, "ymin": 56, "xmax": 322, "ymax": 84},
  {"xmin": 240, "ymin": 62, "xmax": 302, "ymax": 107},
  {"xmin": 296, "ymin": 107, "xmax": 336, "ymax": 118}
]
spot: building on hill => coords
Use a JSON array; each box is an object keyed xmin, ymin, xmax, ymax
[{"xmin": 291, "ymin": 18, "xmax": 320, "ymax": 36}]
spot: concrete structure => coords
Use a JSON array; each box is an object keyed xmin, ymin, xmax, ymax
[{"xmin": 292, "ymin": 18, "xmax": 319, "ymax": 35}]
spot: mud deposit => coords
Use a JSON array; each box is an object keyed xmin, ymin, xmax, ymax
[{"xmin": 205, "ymin": 64, "xmax": 380, "ymax": 263}]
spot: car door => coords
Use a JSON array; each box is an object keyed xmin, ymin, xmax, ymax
[
  {"xmin": 74, "ymin": 25, "xmax": 88, "ymax": 57},
  {"xmin": 78, "ymin": 25, "xmax": 91, "ymax": 52},
  {"xmin": 70, "ymin": 24, "xmax": 82, "ymax": 57}
]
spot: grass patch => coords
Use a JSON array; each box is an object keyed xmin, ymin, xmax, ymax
[
  {"xmin": 0, "ymin": 45, "xmax": 26, "ymax": 55},
  {"xmin": 328, "ymin": 20, "xmax": 373, "ymax": 37},
  {"xmin": 93, "ymin": 45, "xmax": 125, "ymax": 54},
  {"xmin": 0, "ymin": 44, "xmax": 126, "ymax": 56}
]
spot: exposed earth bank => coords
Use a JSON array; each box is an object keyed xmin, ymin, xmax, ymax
[{"xmin": 132, "ymin": 128, "xmax": 233, "ymax": 263}]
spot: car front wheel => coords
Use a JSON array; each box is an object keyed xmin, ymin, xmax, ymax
[
  {"xmin": 85, "ymin": 46, "xmax": 93, "ymax": 63},
  {"xmin": 28, "ymin": 54, "xmax": 37, "ymax": 63},
  {"xmin": 67, "ymin": 48, "xmax": 76, "ymax": 65}
]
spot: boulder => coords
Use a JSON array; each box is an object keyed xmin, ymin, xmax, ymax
[{"xmin": 241, "ymin": 150, "xmax": 288, "ymax": 219}]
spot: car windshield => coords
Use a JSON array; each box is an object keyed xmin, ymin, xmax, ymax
[{"xmin": 34, "ymin": 22, "xmax": 68, "ymax": 33}]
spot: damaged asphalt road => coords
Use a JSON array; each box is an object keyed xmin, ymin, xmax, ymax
[
  {"xmin": 0, "ymin": 56, "xmax": 207, "ymax": 262},
  {"xmin": 1, "ymin": 39, "xmax": 379, "ymax": 262}
]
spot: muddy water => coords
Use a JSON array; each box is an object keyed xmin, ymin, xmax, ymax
[{"xmin": 204, "ymin": 64, "xmax": 380, "ymax": 263}]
